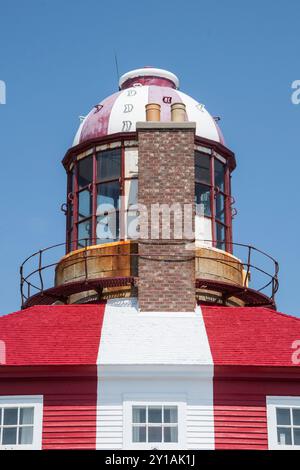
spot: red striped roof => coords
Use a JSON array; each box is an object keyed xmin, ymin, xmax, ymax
[
  {"xmin": 0, "ymin": 304, "xmax": 105, "ymax": 366},
  {"xmin": 0, "ymin": 303, "xmax": 300, "ymax": 368},
  {"xmin": 202, "ymin": 306, "xmax": 300, "ymax": 367}
]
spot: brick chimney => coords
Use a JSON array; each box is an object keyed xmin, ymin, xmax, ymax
[{"xmin": 137, "ymin": 117, "xmax": 196, "ymax": 312}]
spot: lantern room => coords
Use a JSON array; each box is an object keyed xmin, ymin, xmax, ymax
[{"xmin": 20, "ymin": 67, "xmax": 278, "ymax": 310}]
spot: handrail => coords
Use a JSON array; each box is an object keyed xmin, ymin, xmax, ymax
[{"xmin": 20, "ymin": 239, "xmax": 279, "ymax": 308}]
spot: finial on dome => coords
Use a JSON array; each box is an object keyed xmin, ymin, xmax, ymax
[{"xmin": 119, "ymin": 67, "xmax": 179, "ymax": 90}]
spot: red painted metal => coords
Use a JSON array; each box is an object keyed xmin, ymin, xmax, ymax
[
  {"xmin": 120, "ymin": 76, "xmax": 177, "ymax": 90},
  {"xmin": 62, "ymin": 133, "xmax": 236, "ymax": 171}
]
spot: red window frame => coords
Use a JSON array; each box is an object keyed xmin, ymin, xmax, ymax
[{"xmin": 195, "ymin": 150, "xmax": 232, "ymax": 252}]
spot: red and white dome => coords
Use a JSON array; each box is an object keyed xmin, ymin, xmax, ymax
[{"xmin": 73, "ymin": 67, "xmax": 225, "ymax": 146}]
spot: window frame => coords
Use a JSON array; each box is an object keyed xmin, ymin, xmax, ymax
[
  {"xmin": 267, "ymin": 396, "xmax": 300, "ymax": 450},
  {"xmin": 67, "ymin": 145, "xmax": 125, "ymax": 251},
  {"xmin": 0, "ymin": 395, "xmax": 43, "ymax": 450},
  {"xmin": 195, "ymin": 150, "xmax": 232, "ymax": 252},
  {"xmin": 123, "ymin": 397, "xmax": 186, "ymax": 450}
]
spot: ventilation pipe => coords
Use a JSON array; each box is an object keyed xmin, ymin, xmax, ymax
[
  {"xmin": 145, "ymin": 103, "xmax": 161, "ymax": 121},
  {"xmin": 171, "ymin": 102, "xmax": 186, "ymax": 122}
]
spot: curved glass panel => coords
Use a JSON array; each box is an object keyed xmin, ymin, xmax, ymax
[
  {"xmin": 195, "ymin": 152, "xmax": 210, "ymax": 184},
  {"xmin": 78, "ymin": 156, "xmax": 93, "ymax": 189},
  {"xmin": 78, "ymin": 189, "xmax": 92, "ymax": 220},
  {"xmin": 97, "ymin": 149, "xmax": 121, "ymax": 181},
  {"xmin": 195, "ymin": 183, "xmax": 211, "ymax": 216},
  {"xmin": 215, "ymin": 159, "xmax": 225, "ymax": 192}
]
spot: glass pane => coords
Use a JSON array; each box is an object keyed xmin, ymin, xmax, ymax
[
  {"xmin": 216, "ymin": 223, "xmax": 225, "ymax": 250},
  {"xmin": 292, "ymin": 408, "xmax": 300, "ymax": 426},
  {"xmin": 132, "ymin": 426, "xmax": 146, "ymax": 443},
  {"xmin": 294, "ymin": 428, "xmax": 300, "ymax": 445},
  {"xmin": 78, "ymin": 156, "xmax": 93, "ymax": 189},
  {"xmin": 97, "ymin": 149, "xmax": 121, "ymax": 181},
  {"xmin": 96, "ymin": 213, "xmax": 120, "ymax": 244},
  {"xmin": 133, "ymin": 407, "xmax": 146, "ymax": 424},
  {"xmin": 164, "ymin": 426, "xmax": 178, "ymax": 443},
  {"xmin": 216, "ymin": 193, "xmax": 225, "ymax": 223},
  {"xmin": 215, "ymin": 159, "xmax": 225, "ymax": 192},
  {"xmin": 78, "ymin": 219, "xmax": 92, "ymax": 247},
  {"xmin": 276, "ymin": 408, "xmax": 291, "ymax": 426},
  {"xmin": 277, "ymin": 427, "xmax": 292, "ymax": 445},
  {"xmin": 2, "ymin": 427, "xmax": 17, "ymax": 445},
  {"xmin": 148, "ymin": 407, "xmax": 162, "ymax": 423},
  {"xmin": 164, "ymin": 406, "xmax": 178, "ymax": 423},
  {"xmin": 0, "ymin": 408, "xmax": 2, "ymax": 426},
  {"xmin": 97, "ymin": 181, "xmax": 120, "ymax": 211},
  {"xmin": 148, "ymin": 426, "xmax": 162, "ymax": 443},
  {"xmin": 195, "ymin": 153, "xmax": 210, "ymax": 184},
  {"xmin": 195, "ymin": 183, "xmax": 211, "ymax": 216},
  {"xmin": 3, "ymin": 408, "xmax": 18, "ymax": 425},
  {"xmin": 18, "ymin": 426, "xmax": 34, "ymax": 445},
  {"xmin": 78, "ymin": 189, "xmax": 92, "ymax": 220},
  {"xmin": 20, "ymin": 408, "xmax": 34, "ymax": 425}
]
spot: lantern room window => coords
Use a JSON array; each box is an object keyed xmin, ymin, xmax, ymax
[
  {"xmin": 195, "ymin": 151, "xmax": 232, "ymax": 251},
  {"xmin": 66, "ymin": 145, "xmax": 233, "ymax": 253},
  {"xmin": 67, "ymin": 147, "xmax": 122, "ymax": 251}
]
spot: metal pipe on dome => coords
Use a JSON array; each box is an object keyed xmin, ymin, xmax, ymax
[
  {"xmin": 145, "ymin": 103, "xmax": 161, "ymax": 121},
  {"xmin": 171, "ymin": 102, "xmax": 187, "ymax": 122}
]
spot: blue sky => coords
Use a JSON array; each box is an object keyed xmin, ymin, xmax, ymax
[{"xmin": 0, "ymin": 0, "xmax": 299, "ymax": 315}]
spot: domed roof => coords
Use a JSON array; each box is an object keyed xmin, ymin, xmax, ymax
[{"xmin": 73, "ymin": 67, "xmax": 225, "ymax": 146}]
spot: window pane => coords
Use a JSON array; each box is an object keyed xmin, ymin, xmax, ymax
[
  {"xmin": 132, "ymin": 426, "xmax": 146, "ymax": 443},
  {"xmin": 3, "ymin": 408, "xmax": 18, "ymax": 425},
  {"xmin": 18, "ymin": 426, "xmax": 34, "ymax": 445},
  {"xmin": 20, "ymin": 408, "xmax": 34, "ymax": 425},
  {"xmin": 216, "ymin": 223, "xmax": 225, "ymax": 250},
  {"xmin": 164, "ymin": 426, "xmax": 178, "ymax": 443},
  {"xmin": 195, "ymin": 183, "xmax": 211, "ymax": 216},
  {"xmin": 78, "ymin": 219, "xmax": 92, "ymax": 247},
  {"xmin": 2, "ymin": 427, "xmax": 17, "ymax": 445},
  {"xmin": 164, "ymin": 406, "xmax": 178, "ymax": 424},
  {"xmin": 97, "ymin": 181, "xmax": 120, "ymax": 211},
  {"xmin": 215, "ymin": 159, "xmax": 225, "ymax": 192},
  {"xmin": 0, "ymin": 408, "xmax": 2, "ymax": 426},
  {"xmin": 293, "ymin": 428, "xmax": 300, "ymax": 446},
  {"xmin": 97, "ymin": 149, "xmax": 121, "ymax": 181},
  {"xmin": 148, "ymin": 426, "xmax": 162, "ymax": 443},
  {"xmin": 78, "ymin": 156, "xmax": 93, "ymax": 189},
  {"xmin": 133, "ymin": 407, "xmax": 146, "ymax": 424},
  {"xmin": 96, "ymin": 213, "xmax": 120, "ymax": 244},
  {"xmin": 215, "ymin": 193, "xmax": 225, "ymax": 222},
  {"xmin": 293, "ymin": 408, "xmax": 300, "ymax": 426},
  {"xmin": 277, "ymin": 427, "xmax": 292, "ymax": 445},
  {"xmin": 148, "ymin": 407, "xmax": 162, "ymax": 423},
  {"xmin": 78, "ymin": 189, "xmax": 92, "ymax": 220},
  {"xmin": 276, "ymin": 408, "xmax": 291, "ymax": 426},
  {"xmin": 195, "ymin": 153, "xmax": 210, "ymax": 184}
]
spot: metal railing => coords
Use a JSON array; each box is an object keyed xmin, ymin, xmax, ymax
[{"xmin": 20, "ymin": 239, "xmax": 279, "ymax": 309}]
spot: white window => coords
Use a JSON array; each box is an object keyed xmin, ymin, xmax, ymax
[
  {"xmin": 0, "ymin": 396, "xmax": 43, "ymax": 450},
  {"xmin": 267, "ymin": 396, "xmax": 300, "ymax": 449},
  {"xmin": 123, "ymin": 397, "xmax": 186, "ymax": 449},
  {"xmin": 132, "ymin": 405, "xmax": 178, "ymax": 444}
]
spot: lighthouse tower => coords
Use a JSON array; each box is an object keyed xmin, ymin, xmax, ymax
[{"xmin": 0, "ymin": 68, "xmax": 300, "ymax": 451}]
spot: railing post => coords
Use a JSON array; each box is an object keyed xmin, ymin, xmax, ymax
[
  {"xmin": 84, "ymin": 238, "xmax": 88, "ymax": 281},
  {"xmin": 38, "ymin": 250, "xmax": 44, "ymax": 293},
  {"xmin": 20, "ymin": 265, "xmax": 24, "ymax": 308},
  {"xmin": 244, "ymin": 245, "xmax": 252, "ymax": 287}
]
